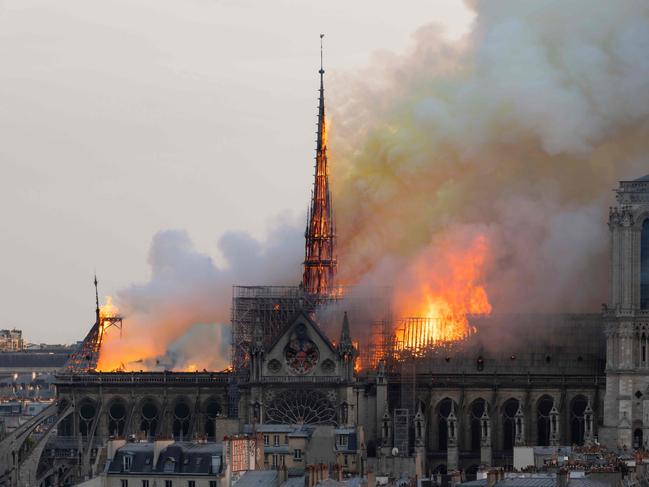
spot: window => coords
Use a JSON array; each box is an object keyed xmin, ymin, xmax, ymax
[
  {"xmin": 293, "ymin": 449, "xmax": 302, "ymax": 461},
  {"xmin": 263, "ymin": 435, "xmax": 269, "ymax": 446},
  {"xmin": 272, "ymin": 454, "xmax": 280, "ymax": 468},
  {"xmin": 273, "ymin": 435, "xmax": 280, "ymax": 447},
  {"xmin": 121, "ymin": 481, "xmax": 128, "ymax": 487},
  {"xmin": 188, "ymin": 481, "xmax": 195, "ymax": 487},
  {"xmin": 338, "ymin": 435, "xmax": 348, "ymax": 448},
  {"xmin": 344, "ymin": 455, "xmax": 348, "ymax": 466},
  {"xmin": 165, "ymin": 481, "xmax": 173, "ymax": 487},
  {"xmin": 164, "ymin": 459, "xmax": 175, "ymax": 473},
  {"xmin": 142, "ymin": 481, "xmax": 149, "ymax": 487},
  {"xmin": 123, "ymin": 455, "xmax": 132, "ymax": 472},
  {"xmin": 284, "ymin": 434, "xmax": 289, "ymax": 444},
  {"xmin": 210, "ymin": 482, "xmax": 217, "ymax": 487}
]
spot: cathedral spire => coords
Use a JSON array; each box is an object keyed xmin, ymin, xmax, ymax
[
  {"xmin": 302, "ymin": 34, "xmax": 337, "ymax": 296},
  {"xmin": 94, "ymin": 273, "xmax": 100, "ymax": 323}
]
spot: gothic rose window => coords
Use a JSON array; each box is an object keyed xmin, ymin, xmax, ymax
[
  {"xmin": 284, "ymin": 323, "xmax": 319, "ymax": 374},
  {"xmin": 265, "ymin": 389, "xmax": 336, "ymax": 425}
]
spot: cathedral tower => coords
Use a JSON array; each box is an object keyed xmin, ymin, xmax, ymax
[
  {"xmin": 603, "ymin": 174, "xmax": 649, "ymax": 448},
  {"xmin": 302, "ymin": 35, "xmax": 337, "ymax": 296}
]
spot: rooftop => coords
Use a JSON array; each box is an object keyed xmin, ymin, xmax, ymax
[
  {"xmin": 236, "ymin": 471, "xmax": 278, "ymax": 487},
  {"xmin": 460, "ymin": 474, "xmax": 608, "ymax": 487}
]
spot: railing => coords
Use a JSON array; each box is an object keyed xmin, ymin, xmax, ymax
[
  {"xmin": 256, "ymin": 376, "xmax": 342, "ymax": 384},
  {"xmin": 55, "ymin": 372, "xmax": 232, "ymax": 385},
  {"xmin": 390, "ymin": 373, "xmax": 605, "ymax": 387}
]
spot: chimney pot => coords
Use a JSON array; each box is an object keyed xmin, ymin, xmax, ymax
[
  {"xmin": 556, "ymin": 468, "xmax": 569, "ymax": 487},
  {"xmin": 487, "ymin": 469, "xmax": 498, "ymax": 487}
]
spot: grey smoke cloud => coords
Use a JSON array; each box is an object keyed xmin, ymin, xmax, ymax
[
  {"xmin": 329, "ymin": 0, "xmax": 649, "ymax": 314},
  {"xmin": 98, "ymin": 215, "xmax": 303, "ymax": 371}
]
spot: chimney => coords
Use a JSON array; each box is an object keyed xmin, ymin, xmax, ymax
[
  {"xmin": 367, "ymin": 469, "xmax": 376, "ymax": 487},
  {"xmin": 487, "ymin": 469, "xmax": 499, "ymax": 487},
  {"xmin": 556, "ymin": 469, "xmax": 569, "ymax": 487},
  {"xmin": 451, "ymin": 470, "xmax": 463, "ymax": 487},
  {"xmin": 278, "ymin": 464, "xmax": 288, "ymax": 486}
]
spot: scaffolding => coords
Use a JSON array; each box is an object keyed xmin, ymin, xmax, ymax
[
  {"xmin": 231, "ymin": 286, "xmax": 316, "ymax": 372},
  {"xmin": 230, "ymin": 285, "xmax": 393, "ymax": 372},
  {"xmin": 360, "ymin": 319, "xmax": 389, "ymax": 370},
  {"xmin": 229, "ymin": 284, "xmax": 393, "ymax": 415}
]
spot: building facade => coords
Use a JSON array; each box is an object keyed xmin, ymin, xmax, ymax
[{"xmin": 601, "ymin": 175, "xmax": 649, "ymax": 449}]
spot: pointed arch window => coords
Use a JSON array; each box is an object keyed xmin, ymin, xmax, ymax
[
  {"xmin": 469, "ymin": 399, "xmax": 486, "ymax": 452},
  {"xmin": 502, "ymin": 399, "xmax": 519, "ymax": 452},
  {"xmin": 642, "ymin": 219, "xmax": 649, "ymax": 309}
]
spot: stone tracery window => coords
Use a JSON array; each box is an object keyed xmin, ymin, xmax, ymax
[
  {"xmin": 173, "ymin": 401, "xmax": 191, "ymax": 440},
  {"xmin": 469, "ymin": 399, "xmax": 486, "ymax": 452},
  {"xmin": 108, "ymin": 401, "xmax": 127, "ymax": 437},
  {"xmin": 502, "ymin": 399, "xmax": 519, "ymax": 451},
  {"xmin": 78, "ymin": 401, "xmax": 97, "ymax": 437},
  {"xmin": 265, "ymin": 389, "xmax": 336, "ymax": 425},
  {"xmin": 570, "ymin": 395, "xmax": 588, "ymax": 446},
  {"xmin": 204, "ymin": 398, "xmax": 222, "ymax": 440},
  {"xmin": 437, "ymin": 398, "xmax": 456, "ymax": 451},
  {"xmin": 139, "ymin": 400, "xmax": 159, "ymax": 438},
  {"xmin": 537, "ymin": 395, "xmax": 553, "ymax": 446}
]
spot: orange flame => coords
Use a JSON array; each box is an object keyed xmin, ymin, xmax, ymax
[
  {"xmin": 99, "ymin": 296, "xmax": 119, "ymax": 320},
  {"xmin": 394, "ymin": 233, "xmax": 492, "ymax": 352}
]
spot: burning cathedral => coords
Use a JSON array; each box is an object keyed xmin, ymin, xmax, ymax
[{"xmin": 3, "ymin": 50, "xmax": 649, "ymax": 487}]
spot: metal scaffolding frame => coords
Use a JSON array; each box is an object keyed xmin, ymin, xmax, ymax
[{"xmin": 229, "ymin": 284, "xmax": 393, "ymax": 415}]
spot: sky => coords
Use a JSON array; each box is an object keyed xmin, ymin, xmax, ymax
[{"xmin": 0, "ymin": 0, "xmax": 475, "ymax": 344}]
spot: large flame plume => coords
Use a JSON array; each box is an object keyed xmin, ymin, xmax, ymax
[{"xmin": 394, "ymin": 232, "xmax": 491, "ymax": 350}]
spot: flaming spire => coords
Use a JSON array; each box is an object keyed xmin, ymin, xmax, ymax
[
  {"xmin": 64, "ymin": 276, "xmax": 123, "ymax": 374},
  {"xmin": 303, "ymin": 34, "xmax": 337, "ymax": 296}
]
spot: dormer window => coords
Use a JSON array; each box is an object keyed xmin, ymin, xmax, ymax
[
  {"xmin": 123, "ymin": 455, "xmax": 133, "ymax": 472},
  {"xmin": 163, "ymin": 458, "xmax": 175, "ymax": 473},
  {"xmin": 337, "ymin": 434, "xmax": 348, "ymax": 448}
]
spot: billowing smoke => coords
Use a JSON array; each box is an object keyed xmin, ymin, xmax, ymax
[
  {"xmin": 100, "ymin": 0, "xmax": 649, "ymax": 370},
  {"xmin": 97, "ymin": 215, "xmax": 303, "ymax": 371},
  {"xmin": 329, "ymin": 0, "xmax": 649, "ymax": 314}
]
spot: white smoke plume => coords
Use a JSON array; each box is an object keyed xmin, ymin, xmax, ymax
[
  {"xmin": 100, "ymin": 0, "xmax": 649, "ymax": 370},
  {"xmin": 97, "ymin": 215, "xmax": 303, "ymax": 371},
  {"xmin": 329, "ymin": 0, "xmax": 649, "ymax": 314}
]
